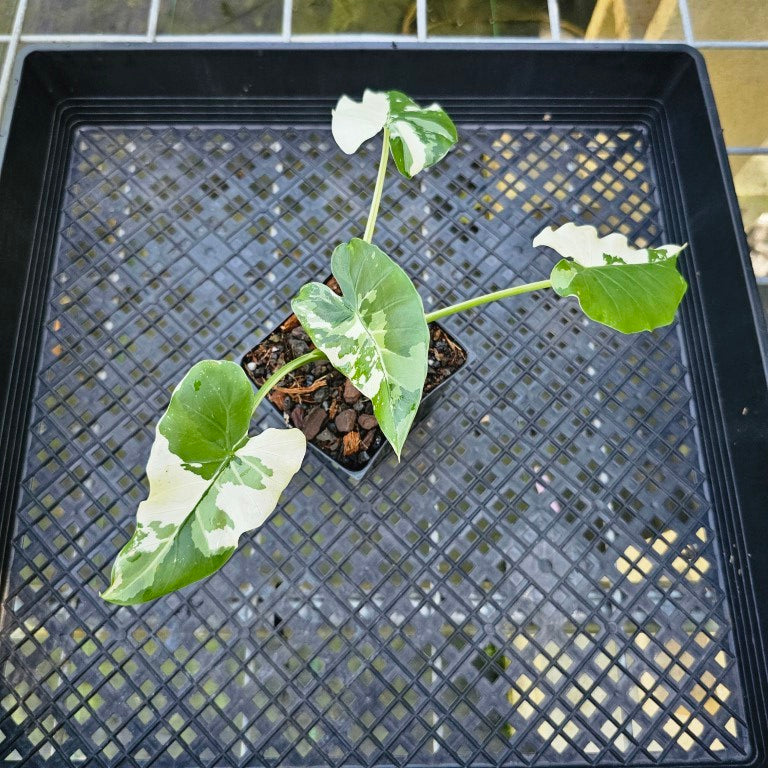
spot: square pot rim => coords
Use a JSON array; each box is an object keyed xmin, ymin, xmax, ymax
[{"xmin": 241, "ymin": 300, "xmax": 471, "ymax": 481}]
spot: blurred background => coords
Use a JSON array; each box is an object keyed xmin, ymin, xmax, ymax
[{"xmin": 0, "ymin": 0, "xmax": 765, "ymax": 297}]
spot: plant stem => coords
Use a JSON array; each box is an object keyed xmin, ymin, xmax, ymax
[
  {"xmin": 490, "ymin": 0, "xmax": 500, "ymax": 36},
  {"xmin": 252, "ymin": 348, "xmax": 327, "ymax": 413},
  {"xmin": 424, "ymin": 279, "xmax": 553, "ymax": 323},
  {"xmin": 252, "ymin": 280, "xmax": 550, "ymax": 411},
  {"xmin": 363, "ymin": 126, "xmax": 390, "ymax": 243}
]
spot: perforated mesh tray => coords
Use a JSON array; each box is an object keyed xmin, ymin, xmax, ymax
[{"xmin": 0, "ymin": 46, "xmax": 767, "ymax": 768}]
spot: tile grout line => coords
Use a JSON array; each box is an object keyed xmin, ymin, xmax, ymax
[
  {"xmin": 416, "ymin": 0, "xmax": 427, "ymax": 41},
  {"xmin": 0, "ymin": 33, "xmax": 765, "ymax": 47},
  {"xmin": 20, "ymin": 33, "xmax": 152, "ymax": 42},
  {"xmin": 279, "ymin": 32, "xmax": 419, "ymax": 42},
  {"xmin": 677, "ymin": 0, "xmax": 695, "ymax": 44},
  {"xmin": 728, "ymin": 147, "xmax": 768, "ymax": 155},
  {"xmin": 147, "ymin": 0, "xmax": 161, "ymax": 41},
  {"xmin": 282, "ymin": 0, "xmax": 293, "ymax": 41},
  {"xmin": 0, "ymin": 0, "xmax": 28, "ymax": 132},
  {"xmin": 693, "ymin": 40, "xmax": 768, "ymax": 48},
  {"xmin": 154, "ymin": 33, "xmax": 284, "ymax": 42},
  {"xmin": 547, "ymin": 0, "xmax": 561, "ymax": 41}
]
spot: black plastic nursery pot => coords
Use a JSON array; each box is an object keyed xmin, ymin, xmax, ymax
[
  {"xmin": 1, "ymin": 46, "xmax": 767, "ymax": 767},
  {"xmin": 241, "ymin": 277, "xmax": 469, "ymax": 480}
]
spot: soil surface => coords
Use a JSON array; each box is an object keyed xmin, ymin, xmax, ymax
[{"xmin": 242, "ymin": 292, "xmax": 467, "ymax": 472}]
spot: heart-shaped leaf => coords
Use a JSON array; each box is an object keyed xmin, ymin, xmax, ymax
[
  {"xmin": 102, "ymin": 360, "xmax": 305, "ymax": 605},
  {"xmin": 332, "ymin": 89, "xmax": 457, "ymax": 178},
  {"xmin": 534, "ymin": 223, "xmax": 688, "ymax": 334},
  {"xmin": 292, "ymin": 239, "xmax": 429, "ymax": 458}
]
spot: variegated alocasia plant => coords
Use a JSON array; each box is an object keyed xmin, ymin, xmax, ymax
[{"xmin": 103, "ymin": 88, "xmax": 690, "ymax": 605}]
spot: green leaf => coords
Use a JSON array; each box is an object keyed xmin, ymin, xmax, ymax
[
  {"xmin": 102, "ymin": 361, "xmax": 305, "ymax": 605},
  {"xmin": 386, "ymin": 91, "xmax": 458, "ymax": 178},
  {"xmin": 160, "ymin": 358, "xmax": 256, "ymax": 479},
  {"xmin": 535, "ymin": 223, "xmax": 688, "ymax": 334},
  {"xmin": 331, "ymin": 89, "xmax": 457, "ymax": 178},
  {"xmin": 291, "ymin": 239, "xmax": 429, "ymax": 458}
]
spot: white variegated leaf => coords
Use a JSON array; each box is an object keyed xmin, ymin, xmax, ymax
[
  {"xmin": 533, "ymin": 223, "xmax": 685, "ymax": 267},
  {"xmin": 291, "ymin": 239, "xmax": 429, "ymax": 458},
  {"xmin": 102, "ymin": 361, "xmax": 305, "ymax": 605},
  {"xmin": 331, "ymin": 89, "xmax": 457, "ymax": 178},
  {"xmin": 386, "ymin": 90, "xmax": 457, "ymax": 178},
  {"xmin": 534, "ymin": 223, "xmax": 688, "ymax": 334},
  {"xmin": 331, "ymin": 89, "xmax": 389, "ymax": 154}
]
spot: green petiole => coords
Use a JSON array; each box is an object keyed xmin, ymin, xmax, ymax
[
  {"xmin": 363, "ymin": 126, "xmax": 390, "ymax": 243},
  {"xmin": 253, "ymin": 279, "xmax": 553, "ymax": 412},
  {"xmin": 252, "ymin": 348, "xmax": 326, "ymax": 413},
  {"xmin": 424, "ymin": 279, "xmax": 553, "ymax": 323}
]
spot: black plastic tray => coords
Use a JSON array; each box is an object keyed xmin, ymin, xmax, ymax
[{"xmin": 0, "ymin": 45, "xmax": 767, "ymax": 768}]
